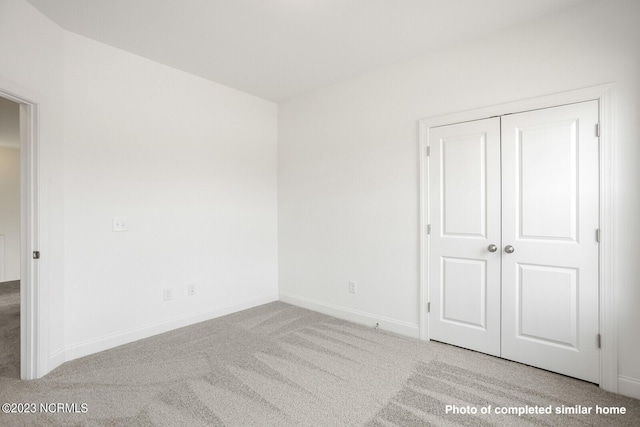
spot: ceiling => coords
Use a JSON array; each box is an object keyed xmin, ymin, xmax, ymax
[{"xmin": 26, "ymin": 0, "xmax": 589, "ymax": 102}]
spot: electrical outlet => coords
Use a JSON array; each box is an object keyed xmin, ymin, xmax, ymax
[
  {"xmin": 348, "ymin": 281, "xmax": 357, "ymax": 294},
  {"xmin": 163, "ymin": 288, "xmax": 172, "ymax": 301},
  {"xmin": 188, "ymin": 284, "xmax": 196, "ymax": 296}
]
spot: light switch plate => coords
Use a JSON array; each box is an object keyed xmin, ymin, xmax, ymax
[{"xmin": 112, "ymin": 218, "xmax": 128, "ymax": 232}]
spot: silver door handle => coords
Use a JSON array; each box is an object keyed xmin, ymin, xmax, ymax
[
  {"xmin": 488, "ymin": 244, "xmax": 498, "ymax": 252},
  {"xmin": 504, "ymin": 245, "xmax": 515, "ymax": 254}
]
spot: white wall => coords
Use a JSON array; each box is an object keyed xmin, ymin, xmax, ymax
[
  {"xmin": 61, "ymin": 32, "xmax": 278, "ymax": 359},
  {"xmin": 278, "ymin": 0, "xmax": 640, "ymax": 399},
  {"xmin": 1, "ymin": 0, "xmax": 278, "ymax": 373},
  {"xmin": 0, "ymin": 0, "xmax": 66, "ymax": 375}
]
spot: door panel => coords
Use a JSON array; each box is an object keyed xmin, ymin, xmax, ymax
[
  {"xmin": 517, "ymin": 120, "xmax": 578, "ymax": 241},
  {"xmin": 442, "ymin": 134, "xmax": 488, "ymax": 237},
  {"xmin": 501, "ymin": 101, "xmax": 600, "ymax": 383},
  {"xmin": 428, "ymin": 118, "xmax": 501, "ymax": 356},
  {"xmin": 442, "ymin": 257, "xmax": 487, "ymax": 328},
  {"xmin": 518, "ymin": 264, "xmax": 577, "ymax": 348}
]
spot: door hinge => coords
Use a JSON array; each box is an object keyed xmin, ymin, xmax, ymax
[
  {"xmin": 596, "ymin": 124, "xmax": 600, "ymax": 137},
  {"xmin": 596, "ymin": 229, "xmax": 600, "ymax": 243},
  {"xmin": 426, "ymin": 224, "xmax": 431, "ymax": 235},
  {"xmin": 426, "ymin": 146, "xmax": 430, "ymax": 157},
  {"xmin": 32, "ymin": 251, "xmax": 40, "ymax": 259},
  {"xmin": 427, "ymin": 302, "xmax": 431, "ymax": 313},
  {"xmin": 597, "ymin": 334, "xmax": 601, "ymax": 349}
]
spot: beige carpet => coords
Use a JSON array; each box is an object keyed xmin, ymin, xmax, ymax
[
  {"xmin": 0, "ymin": 280, "xmax": 20, "ymax": 380},
  {"xmin": 0, "ymin": 297, "xmax": 638, "ymax": 426}
]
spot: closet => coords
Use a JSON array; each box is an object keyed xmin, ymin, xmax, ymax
[{"xmin": 427, "ymin": 100, "xmax": 600, "ymax": 383}]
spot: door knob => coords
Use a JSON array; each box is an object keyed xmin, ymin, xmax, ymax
[
  {"xmin": 488, "ymin": 244, "xmax": 498, "ymax": 252},
  {"xmin": 504, "ymin": 245, "xmax": 515, "ymax": 254}
]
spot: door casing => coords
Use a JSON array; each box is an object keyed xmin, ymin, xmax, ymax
[{"xmin": 418, "ymin": 84, "xmax": 616, "ymax": 392}]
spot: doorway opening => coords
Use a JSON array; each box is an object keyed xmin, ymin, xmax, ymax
[
  {"xmin": 0, "ymin": 96, "xmax": 21, "ymax": 379},
  {"xmin": 0, "ymin": 88, "xmax": 39, "ymax": 380},
  {"xmin": 426, "ymin": 101, "xmax": 599, "ymax": 383}
]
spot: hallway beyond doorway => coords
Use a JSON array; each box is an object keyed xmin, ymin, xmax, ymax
[{"xmin": 0, "ymin": 280, "xmax": 20, "ymax": 379}]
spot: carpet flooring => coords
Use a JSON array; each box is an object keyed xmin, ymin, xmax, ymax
[
  {"xmin": 0, "ymin": 292, "xmax": 638, "ymax": 426},
  {"xmin": 0, "ymin": 280, "xmax": 20, "ymax": 380}
]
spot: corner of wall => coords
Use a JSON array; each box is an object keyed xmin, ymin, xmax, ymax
[{"xmin": 279, "ymin": 292, "xmax": 419, "ymax": 339}]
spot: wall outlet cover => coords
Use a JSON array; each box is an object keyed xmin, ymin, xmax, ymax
[{"xmin": 348, "ymin": 281, "xmax": 357, "ymax": 294}]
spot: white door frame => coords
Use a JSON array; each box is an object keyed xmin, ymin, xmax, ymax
[
  {"xmin": 0, "ymin": 87, "xmax": 40, "ymax": 380},
  {"xmin": 418, "ymin": 84, "xmax": 616, "ymax": 392}
]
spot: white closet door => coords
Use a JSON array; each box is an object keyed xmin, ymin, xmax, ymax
[
  {"xmin": 428, "ymin": 117, "xmax": 502, "ymax": 356},
  {"xmin": 501, "ymin": 100, "xmax": 600, "ymax": 383}
]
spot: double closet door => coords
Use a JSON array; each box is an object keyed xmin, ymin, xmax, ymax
[{"xmin": 428, "ymin": 101, "xmax": 600, "ymax": 383}]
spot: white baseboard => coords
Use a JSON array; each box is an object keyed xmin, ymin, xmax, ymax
[
  {"xmin": 63, "ymin": 294, "xmax": 278, "ymax": 362},
  {"xmin": 279, "ymin": 292, "xmax": 420, "ymax": 339},
  {"xmin": 48, "ymin": 347, "xmax": 66, "ymax": 375},
  {"xmin": 618, "ymin": 375, "xmax": 640, "ymax": 400}
]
